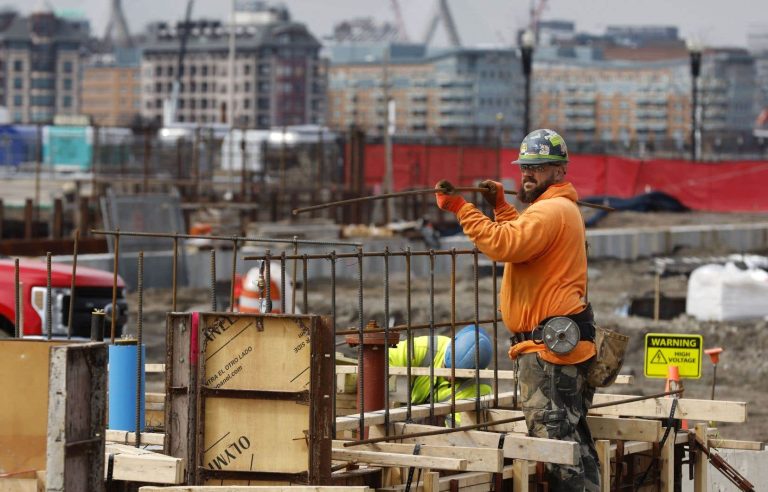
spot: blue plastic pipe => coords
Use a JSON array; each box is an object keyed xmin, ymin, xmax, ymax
[{"xmin": 108, "ymin": 342, "xmax": 146, "ymax": 431}]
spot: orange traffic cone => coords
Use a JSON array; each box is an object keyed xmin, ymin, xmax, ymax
[{"xmin": 665, "ymin": 365, "xmax": 688, "ymax": 430}]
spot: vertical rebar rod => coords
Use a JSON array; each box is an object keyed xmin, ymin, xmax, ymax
[
  {"xmin": 67, "ymin": 229, "xmax": 80, "ymax": 339},
  {"xmin": 330, "ymin": 250, "xmax": 338, "ymax": 438},
  {"xmin": 383, "ymin": 246, "xmax": 391, "ymax": 429},
  {"xmin": 14, "ymin": 258, "xmax": 20, "ymax": 338},
  {"xmin": 265, "ymin": 250, "xmax": 272, "ymax": 313},
  {"xmin": 356, "ymin": 246, "xmax": 365, "ymax": 438},
  {"xmin": 302, "ymin": 254, "xmax": 308, "ymax": 314},
  {"xmin": 280, "ymin": 252, "xmax": 287, "ymax": 314},
  {"xmin": 405, "ymin": 247, "xmax": 413, "ymax": 421},
  {"xmin": 428, "ymin": 249, "xmax": 436, "ymax": 422},
  {"xmin": 136, "ymin": 251, "xmax": 144, "ymax": 448},
  {"xmin": 450, "ymin": 248, "xmax": 457, "ymax": 428},
  {"xmin": 172, "ymin": 234, "xmax": 179, "ymax": 312},
  {"xmin": 473, "ymin": 249, "xmax": 481, "ymax": 418},
  {"xmin": 492, "ymin": 261, "xmax": 499, "ymax": 407},
  {"xmin": 291, "ymin": 236, "xmax": 298, "ymax": 314},
  {"xmin": 230, "ymin": 237, "xmax": 238, "ymax": 311},
  {"xmin": 210, "ymin": 249, "xmax": 217, "ymax": 311},
  {"xmin": 111, "ymin": 228, "xmax": 120, "ymax": 342},
  {"xmin": 46, "ymin": 252, "xmax": 52, "ymax": 340}
]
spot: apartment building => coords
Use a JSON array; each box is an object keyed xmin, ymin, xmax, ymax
[
  {"xmin": 0, "ymin": 9, "xmax": 87, "ymax": 123},
  {"xmin": 139, "ymin": 11, "xmax": 325, "ymax": 128},
  {"xmin": 81, "ymin": 55, "xmax": 141, "ymax": 126},
  {"xmin": 327, "ymin": 45, "xmax": 524, "ymax": 139}
]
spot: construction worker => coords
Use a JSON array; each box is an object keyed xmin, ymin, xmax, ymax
[
  {"xmin": 434, "ymin": 129, "xmax": 600, "ymax": 491},
  {"xmin": 388, "ymin": 325, "xmax": 492, "ymax": 408}
]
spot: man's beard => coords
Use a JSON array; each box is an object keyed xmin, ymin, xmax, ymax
[{"xmin": 518, "ymin": 175, "xmax": 556, "ymax": 203}]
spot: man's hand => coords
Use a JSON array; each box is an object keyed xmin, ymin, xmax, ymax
[
  {"xmin": 479, "ymin": 180, "xmax": 507, "ymax": 209},
  {"xmin": 434, "ymin": 180, "xmax": 466, "ymax": 214}
]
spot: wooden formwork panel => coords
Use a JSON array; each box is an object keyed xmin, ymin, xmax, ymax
[
  {"xmin": 46, "ymin": 342, "xmax": 107, "ymax": 492},
  {"xmin": 165, "ymin": 313, "xmax": 334, "ymax": 486},
  {"xmin": 0, "ymin": 339, "xmax": 67, "ymax": 474}
]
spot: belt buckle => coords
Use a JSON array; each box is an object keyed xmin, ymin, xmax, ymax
[{"xmin": 530, "ymin": 326, "xmax": 544, "ymax": 344}]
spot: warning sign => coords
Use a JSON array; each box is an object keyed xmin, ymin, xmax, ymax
[{"xmin": 644, "ymin": 333, "xmax": 702, "ymax": 379}]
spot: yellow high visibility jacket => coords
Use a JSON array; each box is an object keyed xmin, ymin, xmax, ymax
[{"xmin": 389, "ymin": 336, "xmax": 491, "ymax": 405}]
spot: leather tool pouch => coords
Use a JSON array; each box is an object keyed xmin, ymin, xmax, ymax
[{"xmin": 586, "ymin": 325, "xmax": 629, "ymax": 387}]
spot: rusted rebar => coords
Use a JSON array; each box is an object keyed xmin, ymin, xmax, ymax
[
  {"xmin": 92, "ymin": 229, "xmax": 362, "ymax": 248},
  {"xmin": 67, "ymin": 229, "xmax": 80, "ymax": 339},
  {"xmin": 14, "ymin": 258, "xmax": 20, "ymax": 338},
  {"xmin": 292, "ymin": 186, "xmax": 615, "ymax": 215},
  {"xmin": 136, "ymin": 251, "xmax": 144, "ymax": 448},
  {"xmin": 46, "ymin": 252, "xmax": 52, "ymax": 340},
  {"xmin": 111, "ymin": 228, "xmax": 120, "ymax": 342}
]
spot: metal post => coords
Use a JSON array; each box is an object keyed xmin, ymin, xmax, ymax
[
  {"xmin": 520, "ymin": 30, "xmax": 535, "ymax": 137},
  {"xmin": 689, "ymin": 44, "xmax": 702, "ymax": 162}
]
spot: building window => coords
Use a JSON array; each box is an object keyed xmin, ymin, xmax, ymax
[
  {"xmin": 13, "ymin": 95, "xmax": 23, "ymax": 107},
  {"xmin": 167, "ymin": 65, "xmax": 174, "ymax": 77},
  {"xmin": 13, "ymin": 77, "xmax": 22, "ymax": 89},
  {"xmin": 244, "ymin": 81, "xmax": 251, "ymax": 92},
  {"xmin": 155, "ymin": 66, "xmax": 162, "ymax": 76},
  {"xmin": 155, "ymin": 99, "xmax": 162, "ymax": 108},
  {"xmin": 62, "ymin": 96, "xmax": 72, "ymax": 108},
  {"xmin": 243, "ymin": 99, "xmax": 250, "ymax": 109},
  {"xmin": 13, "ymin": 60, "xmax": 22, "ymax": 71},
  {"xmin": 244, "ymin": 64, "xmax": 251, "ymax": 75},
  {"xmin": 63, "ymin": 61, "xmax": 73, "ymax": 73},
  {"xmin": 201, "ymin": 99, "xmax": 208, "ymax": 109},
  {"xmin": 202, "ymin": 82, "xmax": 208, "ymax": 91},
  {"xmin": 30, "ymin": 95, "xmax": 54, "ymax": 106},
  {"xmin": 202, "ymin": 65, "xmax": 208, "ymax": 76},
  {"xmin": 155, "ymin": 82, "xmax": 162, "ymax": 92},
  {"xmin": 190, "ymin": 99, "xmax": 196, "ymax": 109},
  {"xmin": 63, "ymin": 78, "xmax": 72, "ymax": 90},
  {"xmin": 31, "ymin": 78, "xmax": 54, "ymax": 89},
  {"xmin": 190, "ymin": 65, "xmax": 197, "ymax": 76},
  {"xmin": 190, "ymin": 81, "xmax": 196, "ymax": 92}
]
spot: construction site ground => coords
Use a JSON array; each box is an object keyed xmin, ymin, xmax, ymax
[{"xmin": 129, "ymin": 209, "xmax": 768, "ymax": 444}]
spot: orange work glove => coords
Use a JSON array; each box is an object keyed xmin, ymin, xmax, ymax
[
  {"xmin": 434, "ymin": 180, "xmax": 466, "ymax": 214},
  {"xmin": 479, "ymin": 180, "xmax": 508, "ymax": 209}
]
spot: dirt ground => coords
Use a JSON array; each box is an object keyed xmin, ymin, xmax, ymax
[{"xmin": 129, "ymin": 209, "xmax": 768, "ymax": 443}]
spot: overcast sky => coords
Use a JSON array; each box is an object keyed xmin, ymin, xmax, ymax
[{"xmin": 7, "ymin": 0, "xmax": 766, "ymax": 48}]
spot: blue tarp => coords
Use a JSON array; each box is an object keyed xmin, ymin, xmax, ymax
[{"xmin": 0, "ymin": 125, "xmax": 37, "ymax": 166}]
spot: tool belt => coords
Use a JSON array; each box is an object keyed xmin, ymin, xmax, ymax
[{"xmin": 517, "ymin": 304, "xmax": 596, "ymax": 343}]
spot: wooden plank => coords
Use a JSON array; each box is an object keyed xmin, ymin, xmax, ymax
[
  {"xmin": 379, "ymin": 422, "xmax": 577, "ymax": 465},
  {"xmin": 333, "ymin": 440, "xmax": 502, "ymax": 473},
  {"xmin": 472, "ymin": 409, "xmax": 663, "ymax": 442},
  {"xmin": 139, "ymin": 487, "xmax": 373, "ymax": 491},
  {"xmin": 694, "ymin": 423, "xmax": 707, "ymax": 492},
  {"xmin": 146, "ymin": 363, "xmax": 166, "ymax": 373},
  {"xmin": 0, "ymin": 340, "xmax": 67, "ymax": 474},
  {"xmin": 105, "ymin": 443, "xmax": 184, "ymax": 484},
  {"xmin": 335, "ymin": 392, "xmax": 515, "ymax": 431},
  {"xmin": 332, "ymin": 448, "xmax": 466, "ymax": 471},
  {"xmin": 46, "ymin": 342, "xmax": 107, "ymax": 492},
  {"xmin": 165, "ymin": 313, "xmax": 195, "ymax": 484},
  {"xmin": 335, "ymin": 366, "xmax": 631, "ymax": 384},
  {"xmin": 105, "ymin": 430, "xmax": 165, "ymax": 447},
  {"xmin": 590, "ymin": 394, "xmax": 747, "ymax": 422},
  {"xmin": 708, "ymin": 438, "xmax": 765, "ymax": 451},
  {"xmin": 660, "ymin": 429, "xmax": 674, "ymax": 492},
  {"xmin": 512, "ymin": 459, "xmax": 529, "ymax": 492},
  {"xmin": 437, "ymin": 471, "xmax": 491, "ymax": 491},
  {"xmin": 595, "ymin": 440, "xmax": 610, "ymax": 492}
]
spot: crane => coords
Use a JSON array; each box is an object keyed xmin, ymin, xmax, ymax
[
  {"xmin": 163, "ymin": 0, "xmax": 195, "ymax": 126},
  {"xmin": 422, "ymin": 0, "xmax": 461, "ymax": 48},
  {"xmin": 529, "ymin": 0, "xmax": 548, "ymax": 41},
  {"xmin": 389, "ymin": 0, "xmax": 410, "ymax": 42}
]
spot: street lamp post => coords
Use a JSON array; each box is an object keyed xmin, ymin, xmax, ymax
[
  {"xmin": 688, "ymin": 41, "xmax": 702, "ymax": 161},
  {"xmin": 520, "ymin": 30, "xmax": 535, "ymax": 137}
]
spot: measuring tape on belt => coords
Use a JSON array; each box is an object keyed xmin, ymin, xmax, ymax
[{"xmin": 536, "ymin": 317, "xmax": 582, "ymax": 355}]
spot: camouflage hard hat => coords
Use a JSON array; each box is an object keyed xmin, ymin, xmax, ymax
[{"xmin": 513, "ymin": 128, "xmax": 569, "ymax": 165}]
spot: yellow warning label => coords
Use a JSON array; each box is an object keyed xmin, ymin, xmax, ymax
[{"xmin": 644, "ymin": 333, "xmax": 702, "ymax": 379}]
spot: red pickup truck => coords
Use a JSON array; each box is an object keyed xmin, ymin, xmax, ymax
[{"xmin": 0, "ymin": 258, "xmax": 127, "ymax": 338}]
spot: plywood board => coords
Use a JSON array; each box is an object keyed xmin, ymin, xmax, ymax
[
  {"xmin": 202, "ymin": 398, "xmax": 309, "ymax": 474},
  {"xmin": 591, "ymin": 394, "xmax": 747, "ymax": 422},
  {"xmin": 200, "ymin": 315, "xmax": 311, "ymax": 392},
  {"xmin": 0, "ymin": 340, "xmax": 66, "ymax": 474}
]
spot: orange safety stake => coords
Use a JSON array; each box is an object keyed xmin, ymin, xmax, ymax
[{"xmin": 705, "ymin": 347, "xmax": 724, "ymax": 400}]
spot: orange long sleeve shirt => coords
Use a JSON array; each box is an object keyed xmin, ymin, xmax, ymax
[{"xmin": 455, "ymin": 182, "xmax": 596, "ymax": 365}]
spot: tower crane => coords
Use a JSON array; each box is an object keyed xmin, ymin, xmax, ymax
[
  {"xmin": 389, "ymin": 0, "xmax": 410, "ymax": 42},
  {"xmin": 163, "ymin": 0, "xmax": 195, "ymax": 126}
]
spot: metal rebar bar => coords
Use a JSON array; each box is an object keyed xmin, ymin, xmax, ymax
[
  {"xmin": 450, "ymin": 248, "xmax": 457, "ymax": 428},
  {"xmin": 492, "ymin": 261, "xmax": 499, "ymax": 408},
  {"xmin": 111, "ymin": 228, "xmax": 120, "ymax": 342},
  {"xmin": 428, "ymin": 249, "xmax": 436, "ymax": 423},
  {"xmin": 230, "ymin": 237, "xmax": 238, "ymax": 311},
  {"xmin": 46, "ymin": 252, "xmax": 52, "ymax": 340},
  {"xmin": 136, "ymin": 251, "xmax": 144, "ymax": 448},
  {"xmin": 67, "ymin": 229, "xmax": 80, "ymax": 339},
  {"xmin": 172, "ymin": 233, "xmax": 178, "ymax": 312},
  {"xmin": 14, "ymin": 258, "xmax": 20, "ymax": 338},
  {"xmin": 210, "ymin": 249, "xmax": 217, "ymax": 311},
  {"xmin": 292, "ymin": 186, "xmax": 615, "ymax": 215},
  {"xmin": 292, "ymin": 236, "xmax": 298, "ymax": 314},
  {"xmin": 280, "ymin": 252, "xmax": 287, "ymax": 314},
  {"xmin": 356, "ymin": 246, "xmax": 365, "ymax": 438},
  {"xmin": 473, "ymin": 249, "xmax": 481, "ymax": 419},
  {"xmin": 244, "ymin": 249, "xmax": 481, "ymax": 262},
  {"xmin": 264, "ymin": 250, "xmax": 272, "ymax": 313},
  {"xmin": 92, "ymin": 229, "xmax": 362, "ymax": 248},
  {"xmin": 405, "ymin": 246, "xmax": 413, "ymax": 422},
  {"xmin": 330, "ymin": 250, "xmax": 338, "ymax": 439},
  {"xmin": 336, "ymin": 318, "xmax": 499, "ymax": 336},
  {"xmin": 383, "ymin": 246, "xmax": 391, "ymax": 429},
  {"xmin": 344, "ymin": 389, "xmax": 685, "ymax": 447},
  {"xmin": 302, "ymin": 254, "xmax": 308, "ymax": 314}
]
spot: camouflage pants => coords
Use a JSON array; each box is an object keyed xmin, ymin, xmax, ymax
[{"xmin": 518, "ymin": 353, "xmax": 600, "ymax": 492}]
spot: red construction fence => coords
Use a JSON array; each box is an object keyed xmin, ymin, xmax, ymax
[{"xmin": 359, "ymin": 143, "xmax": 768, "ymax": 212}]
